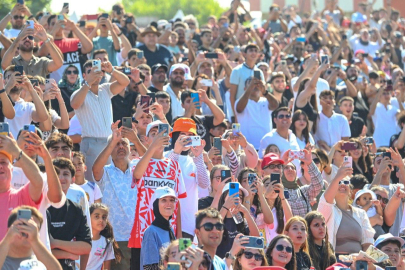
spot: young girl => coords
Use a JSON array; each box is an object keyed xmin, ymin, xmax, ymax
[
  {"xmin": 87, "ymin": 203, "xmax": 121, "ymax": 270},
  {"xmin": 265, "ymin": 235, "xmax": 296, "ymax": 270},
  {"xmin": 284, "ymin": 216, "xmax": 312, "ymax": 270},
  {"xmin": 304, "ymin": 211, "xmax": 336, "ymax": 270}
]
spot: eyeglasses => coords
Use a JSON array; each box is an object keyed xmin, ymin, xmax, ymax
[
  {"xmin": 312, "ymin": 158, "xmax": 321, "ymax": 164},
  {"xmin": 266, "ymin": 164, "xmax": 283, "ymax": 170},
  {"xmin": 339, "ymin": 180, "xmax": 350, "ymax": 185},
  {"xmin": 275, "ymin": 244, "xmax": 293, "ymax": 253},
  {"xmin": 277, "ymin": 114, "xmax": 291, "ymax": 119},
  {"xmin": 66, "ymin": 70, "xmax": 79, "ymax": 75},
  {"xmin": 198, "ymin": 222, "xmax": 224, "ymax": 231},
  {"xmin": 376, "ymin": 194, "xmax": 389, "ymax": 204},
  {"xmin": 243, "ymin": 251, "xmax": 264, "ymax": 261},
  {"xmin": 13, "ymin": 15, "xmax": 24, "ymax": 20}
]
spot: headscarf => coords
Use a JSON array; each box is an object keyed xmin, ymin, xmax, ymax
[
  {"xmin": 152, "ymin": 199, "xmax": 176, "ymax": 241},
  {"xmin": 282, "ymin": 162, "xmax": 300, "ymax": 190},
  {"xmin": 58, "ymin": 64, "xmax": 81, "ymax": 92}
]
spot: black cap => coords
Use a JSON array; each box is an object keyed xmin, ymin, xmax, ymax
[{"xmin": 151, "ymin": 64, "xmax": 168, "ymax": 75}]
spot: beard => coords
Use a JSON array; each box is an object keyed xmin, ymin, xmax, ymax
[
  {"xmin": 171, "ymin": 79, "xmax": 184, "ymax": 88},
  {"xmin": 10, "ymin": 86, "xmax": 22, "ymax": 95},
  {"xmin": 20, "ymin": 43, "xmax": 33, "ymax": 52},
  {"xmin": 222, "ymin": 36, "xmax": 230, "ymax": 42}
]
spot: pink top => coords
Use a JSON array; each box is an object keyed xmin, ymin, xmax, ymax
[{"xmin": 0, "ymin": 184, "xmax": 42, "ymax": 239}]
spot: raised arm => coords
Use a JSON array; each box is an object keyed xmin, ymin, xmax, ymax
[
  {"xmin": 296, "ymin": 63, "xmax": 329, "ymax": 108},
  {"xmin": 70, "ymin": 67, "xmax": 102, "ymax": 109},
  {"xmin": 236, "ymin": 79, "xmax": 253, "ymax": 113},
  {"xmin": 0, "ymin": 75, "xmax": 15, "ymax": 119},
  {"xmin": 101, "ymin": 62, "xmax": 130, "ymax": 95},
  {"xmin": 323, "ymin": 165, "xmax": 353, "ymax": 204},
  {"xmin": 198, "ymin": 89, "xmax": 225, "ymax": 126},
  {"xmin": 369, "ymin": 86, "xmax": 384, "ymax": 116},
  {"xmin": 68, "ymin": 20, "xmax": 93, "ymax": 54},
  {"xmin": 1, "ymin": 26, "xmax": 34, "ymax": 70},
  {"xmin": 34, "ymin": 24, "xmax": 63, "ymax": 72},
  {"xmin": 384, "ymin": 186, "xmax": 404, "ymax": 226}
]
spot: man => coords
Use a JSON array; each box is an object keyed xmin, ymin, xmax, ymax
[
  {"xmin": 3, "ymin": 66, "xmax": 48, "ymax": 138},
  {"xmin": 235, "ymin": 77, "xmax": 278, "ymax": 150},
  {"xmin": 261, "ymin": 153, "xmax": 284, "ymax": 177},
  {"xmin": 70, "ymin": 59, "xmax": 129, "ymax": 182},
  {"xmin": 194, "ymin": 208, "xmax": 226, "ymax": 270},
  {"xmin": 47, "ymin": 158, "xmax": 92, "ymax": 270},
  {"xmin": 0, "ymin": 3, "xmax": 32, "ymax": 38},
  {"xmin": 198, "ymin": 29, "xmax": 213, "ymax": 52},
  {"xmin": 0, "ymin": 134, "xmax": 43, "ymax": 239},
  {"xmin": 229, "ymin": 43, "xmax": 264, "ymax": 122},
  {"xmin": 0, "ymin": 206, "xmax": 62, "ymax": 270},
  {"xmin": 137, "ymin": 26, "xmax": 174, "ymax": 68},
  {"xmin": 1, "ymin": 23, "xmax": 63, "ymax": 77},
  {"xmin": 91, "ymin": 49, "xmax": 111, "ymax": 84},
  {"xmin": 93, "ymin": 123, "xmax": 145, "ymax": 270},
  {"xmin": 314, "ymin": 90, "xmax": 351, "ymax": 150},
  {"xmin": 138, "ymin": 64, "xmax": 152, "ymax": 88},
  {"xmin": 391, "ymin": 112, "xmax": 405, "ymax": 158},
  {"xmin": 155, "ymin": 91, "xmax": 171, "ymax": 121},
  {"xmin": 38, "ymin": 15, "xmax": 93, "ymax": 83},
  {"xmin": 339, "ymin": 96, "xmax": 365, "ymax": 138},
  {"xmin": 129, "ymin": 121, "xmax": 187, "ymax": 270},
  {"xmin": 89, "ymin": 14, "xmax": 120, "ymax": 66},
  {"xmin": 350, "ymin": 28, "xmax": 384, "ymax": 60},
  {"xmin": 149, "ymin": 64, "xmax": 168, "ymax": 93},
  {"xmin": 127, "ymin": 48, "xmax": 147, "ymax": 68},
  {"xmin": 262, "ymin": 4, "xmax": 288, "ymax": 34}
]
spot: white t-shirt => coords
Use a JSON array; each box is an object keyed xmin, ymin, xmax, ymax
[
  {"xmin": 256, "ymin": 207, "xmax": 285, "ymax": 247},
  {"xmin": 314, "ymin": 111, "xmax": 351, "ymax": 147},
  {"xmin": 290, "ymin": 77, "xmax": 329, "ymax": 111},
  {"xmin": 164, "ymin": 84, "xmax": 185, "ymax": 120},
  {"xmin": 3, "ymin": 28, "xmax": 21, "ymax": 39},
  {"xmin": 66, "ymin": 183, "xmax": 92, "ymax": 236},
  {"xmin": 5, "ymin": 99, "xmax": 35, "ymax": 139},
  {"xmin": 350, "ymin": 36, "xmax": 383, "ymax": 58},
  {"xmin": 372, "ymin": 103, "xmax": 400, "ymax": 147},
  {"xmin": 78, "ymin": 181, "xmax": 103, "ymax": 204},
  {"xmin": 67, "ymin": 115, "xmax": 82, "ymax": 136},
  {"xmin": 235, "ymin": 97, "xmax": 272, "ymax": 150},
  {"xmin": 86, "ymin": 236, "xmax": 115, "ymax": 270},
  {"xmin": 296, "ymin": 133, "xmax": 315, "ymax": 150}
]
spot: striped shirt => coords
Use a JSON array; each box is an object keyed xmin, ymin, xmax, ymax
[{"xmin": 71, "ymin": 83, "xmax": 115, "ymax": 138}]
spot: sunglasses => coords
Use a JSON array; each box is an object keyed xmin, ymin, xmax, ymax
[
  {"xmin": 199, "ymin": 222, "xmax": 224, "ymax": 231},
  {"xmin": 376, "ymin": 194, "xmax": 389, "ymax": 204},
  {"xmin": 312, "ymin": 158, "xmax": 321, "ymax": 164},
  {"xmin": 277, "ymin": 114, "xmax": 291, "ymax": 119},
  {"xmin": 66, "ymin": 70, "xmax": 79, "ymax": 75},
  {"xmin": 275, "ymin": 244, "xmax": 293, "ymax": 253},
  {"xmin": 243, "ymin": 251, "xmax": 264, "ymax": 261},
  {"xmin": 339, "ymin": 180, "xmax": 350, "ymax": 185},
  {"xmin": 23, "ymin": 36, "xmax": 34, "ymax": 40},
  {"xmin": 266, "ymin": 164, "xmax": 283, "ymax": 169},
  {"xmin": 13, "ymin": 15, "xmax": 24, "ymax": 20}
]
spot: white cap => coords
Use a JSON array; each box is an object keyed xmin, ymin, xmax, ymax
[
  {"xmin": 352, "ymin": 189, "xmax": 377, "ymax": 207},
  {"xmin": 151, "ymin": 186, "xmax": 177, "ymax": 202},
  {"xmin": 19, "ymin": 259, "xmax": 47, "ymax": 270},
  {"xmin": 169, "ymin": 63, "xmax": 193, "ymax": 81},
  {"xmin": 374, "ymin": 233, "xmax": 405, "ymax": 248},
  {"xmin": 146, "ymin": 120, "xmax": 163, "ymax": 136}
]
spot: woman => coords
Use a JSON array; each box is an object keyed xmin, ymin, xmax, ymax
[
  {"xmin": 141, "ymin": 187, "xmax": 177, "ymax": 270},
  {"xmin": 348, "ymin": 138, "xmax": 373, "ymax": 182},
  {"xmin": 233, "ymin": 248, "xmax": 268, "ymax": 270},
  {"xmin": 56, "ymin": 65, "xmax": 81, "ymax": 117},
  {"xmin": 317, "ymin": 165, "xmax": 375, "ymax": 254},
  {"xmin": 192, "ymin": 74, "xmax": 223, "ymax": 115},
  {"xmin": 266, "ymin": 235, "xmax": 297, "ymax": 270},
  {"xmin": 264, "ymin": 144, "xmax": 281, "ymax": 156},
  {"xmin": 284, "ymin": 216, "xmax": 312, "ymax": 270},
  {"xmin": 323, "ymin": 141, "xmax": 348, "ymax": 184},
  {"xmin": 256, "ymin": 176, "xmax": 293, "ymax": 246},
  {"xmin": 374, "ymin": 233, "xmax": 405, "ymax": 269},
  {"xmin": 305, "ymin": 211, "xmax": 336, "ymax": 270},
  {"xmin": 304, "ymin": 20, "xmax": 328, "ymax": 52},
  {"xmin": 291, "ymin": 110, "xmax": 315, "ymax": 150}
]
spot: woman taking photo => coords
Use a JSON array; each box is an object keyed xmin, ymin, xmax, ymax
[
  {"xmin": 266, "ymin": 235, "xmax": 297, "ymax": 270},
  {"xmin": 191, "ymin": 74, "xmax": 223, "ymax": 115},
  {"xmin": 304, "ymin": 211, "xmax": 336, "ymax": 270},
  {"xmin": 348, "ymin": 138, "xmax": 373, "ymax": 182},
  {"xmin": 291, "ymin": 110, "xmax": 315, "ymax": 150},
  {"xmin": 318, "ymin": 165, "xmax": 375, "ymax": 254}
]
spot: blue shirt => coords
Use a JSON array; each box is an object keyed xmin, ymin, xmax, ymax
[
  {"xmin": 213, "ymin": 255, "xmax": 226, "ymax": 270},
  {"xmin": 141, "ymin": 225, "xmax": 173, "ymax": 268}
]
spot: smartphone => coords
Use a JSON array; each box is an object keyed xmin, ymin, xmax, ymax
[
  {"xmin": 45, "ymin": 78, "xmax": 56, "ymax": 90},
  {"xmin": 101, "ymin": 13, "xmax": 109, "ymax": 19},
  {"xmin": 26, "ymin": 20, "xmax": 34, "ymax": 29},
  {"xmin": 140, "ymin": 95, "xmax": 151, "ymax": 113},
  {"xmin": 252, "ymin": 70, "xmax": 261, "ymax": 80},
  {"xmin": 179, "ymin": 238, "xmax": 192, "ymax": 251},
  {"xmin": 213, "ymin": 137, "xmax": 222, "ymax": 156},
  {"xmin": 364, "ymin": 137, "xmax": 374, "ymax": 145},
  {"xmin": 385, "ymin": 267, "xmax": 397, "ymax": 270},
  {"xmin": 296, "ymin": 36, "xmax": 306, "ymax": 43},
  {"xmin": 92, "ymin": 59, "xmax": 101, "ymax": 72},
  {"xmin": 281, "ymin": 60, "xmax": 287, "ymax": 65},
  {"xmin": 221, "ymin": 170, "xmax": 231, "ymax": 182},
  {"xmin": 167, "ymin": 263, "xmax": 181, "ymax": 270},
  {"xmin": 123, "ymin": 67, "xmax": 131, "ymax": 75},
  {"xmin": 289, "ymin": 150, "xmax": 305, "ymax": 160},
  {"xmin": 241, "ymin": 236, "xmax": 265, "ymax": 249},
  {"xmin": 200, "ymin": 79, "xmax": 213, "ymax": 87},
  {"xmin": 284, "ymin": 190, "xmax": 290, "ymax": 199},
  {"xmin": 234, "ymin": 46, "xmax": 240, "ymax": 53},
  {"xmin": 125, "ymin": 17, "xmax": 133, "ymax": 24},
  {"xmin": 382, "ymin": 152, "xmax": 392, "ymax": 160},
  {"xmin": 343, "ymin": 156, "xmax": 352, "ymax": 168},
  {"xmin": 63, "ymin": 2, "xmax": 69, "ymax": 12},
  {"xmin": 363, "ymin": 53, "xmax": 369, "ymax": 58},
  {"xmin": 271, "ymin": 173, "xmax": 281, "ymax": 185},
  {"xmin": 355, "ymin": 260, "xmax": 368, "ymax": 270},
  {"xmin": 15, "ymin": 65, "xmax": 23, "ymax": 76},
  {"xmin": 79, "ymin": 20, "xmax": 86, "ymax": 27},
  {"xmin": 321, "ymin": 55, "xmax": 329, "ymax": 64},
  {"xmin": 0, "ymin": 123, "xmax": 10, "ymax": 136},
  {"xmin": 223, "ymin": 22, "xmax": 229, "ymax": 28},
  {"xmin": 229, "ymin": 182, "xmax": 240, "ymax": 203},
  {"xmin": 232, "ymin": 123, "xmax": 240, "ymax": 136},
  {"xmin": 341, "ymin": 142, "xmax": 357, "ymax": 151},
  {"xmin": 137, "ymin": 51, "xmax": 144, "ymax": 59},
  {"xmin": 17, "ymin": 0, "xmax": 25, "ymax": 4},
  {"xmin": 185, "ymin": 136, "xmax": 201, "ymax": 147},
  {"xmin": 342, "ymin": 34, "xmax": 347, "ymax": 40},
  {"xmin": 18, "ymin": 209, "xmax": 32, "ymax": 220},
  {"xmin": 57, "ymin": 14, "xmax": 64, "ymax": 21},
  {"xmin": 158, "ymin": 123, "xmax": 169, "ymax": 137},
  {"xmin": 30, "ymin": 79, "xmax": 38, "ymax": 87},
  {"xmin": 122, "ymin": 117, "xmax": 132, "ymax": 129},
  {"xmin": 205, "ymin": 52, "xmax": 218, "ymax": 59},
  {"xmin": 23, "ymin": 124, "xmax": 36, "ymax": 133},
  {"xmin": 248, "ymin": 173, "xmax": 257, "ymax": 193},
  {"xmin": 190, "ymin": 92, "xmax": 201, "ymax": 109}
]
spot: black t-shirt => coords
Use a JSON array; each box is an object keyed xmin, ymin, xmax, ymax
[
  {"xmin": 198, "ymin": 196, "xmax": 214, "ymax": 210},
  {"xmin": 148, "ymin": 85, "xmax": 161, "ymax": 93},
  {"xmin": 47, "ymin": 199, "xmax": 92, "ymax": 270},
  {"xmin": 216, "ymin": 217, "xmax": 249, "ymax": 258},
  {"xmin": 51, "ymin": 87, "xmax": 74, "ymax": 116},
  {"xmin": 295, "ymin": 250, "xmax": 312, "ymax": 270},
  {"xmin": 353, "ymin": 95, "xmax": 369, "ymax": 124},
  {"xmin": 0, "ymin": 95, "xmax": 14, "ymax": 122},
  {"xmin": 390, "ymin": 132, "xmax": 405, "ymax": 158},
  {"xmin": 111, "ymin": 91, "xmax": 138, "ymax": 123},
  {"xmin": 349, "ymin": 114, "xmax": 365, "ymax": 138},
  {"xmin": 136, "ymin": 44, "xmax": 174, "ymax": 68}
]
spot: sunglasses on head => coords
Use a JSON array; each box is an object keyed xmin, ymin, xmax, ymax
[
  {"xmin": 376, "ymin": 194, "xmax": 389, "ymax": 204},
  {"xmin": 243, "ymin": 251, "xmax": 264, "ymax": 261},
  {"xmin": 13, "ymin": 15, "xmax": 24, "ymax": 20},
  {"xmin": 275, "ymin": 244, "xmax": 293, "ymax": 253},
  {"xmin": 339, "ymin": 180, "xmax": 350, "ymax": 185},
  {"xmin": 199, "ymin": 222, "xmax": 224, "ymax": 231},
  {"xmin": 277, "ymin": 114, "xmax": 291, "ymax": 119},
  {"xmin": 66, "ymin": 70, "xmax": 79, "ymax": 75}
]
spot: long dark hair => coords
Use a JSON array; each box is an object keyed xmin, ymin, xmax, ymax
[
  {"xmin": 295, "ymin": 78, "xmax": 318, "ymax": 133},
  {"xmin": 263, "ymin": 176, "xmax": 284, "ymax": 234},
  {"xmin": 237, "ymin": 168, "xmax": 261, "ymax": 214},
  {"xmin": 266, "ymin": 235, "xmax": 297, "ymax": 270},
  {"xmin": 218, "ymin": 190, "xmax": 248, "ymax": 235},
  {"xmin": 305, "ymin": 20, "xmax": 320, "ymax": 43},
  {"xmin": 349, "ymin": 138, "xmax": 368, "ymax": 174},
  {"xmin": 304, "ymin": 211, "xmax": 336, "ymax": 270},
  {"xmin": 291, "ymin": 110, "xmax": 310, "ymax": 144},
  {"xmin": 90, "ymin": 203, "xmax": 123, "ymax": 263},
  {"xmin": 192, "ymin": 74, "xmax": 213, "ymax": 99},
  {"xmin": 233, "ymin": 248, "xmax": 268, "ymax": 270}
]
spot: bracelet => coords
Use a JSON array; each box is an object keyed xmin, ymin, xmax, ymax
[
  {"xmin": 0, "ymin": 89, "xmax": 5, "ymax": 94},
  {"xmin": 245, "ymin": 200, "xmax": 251, "ymax": 204},
  {"xmin": 111, "ymin": 67, "xmax": 115, "ymax": 73},
  {"xmin": 28, "ymin": 15, "xmax": 34, "ymax": 19},
  {"xmin": 118, "ymin": 32, "xmax": 123, "ymax": 36},
  {"xmin": 44, "ymin": 38, "xmax": 51, "ymax": 44},
  {"xmin": 222, "ymin": 206, "xmax": 229, "ymax": 211},
  {"xmin": 16, "ymin": 150, "xmax": 23, "ymax": 161},
  {"xmin": 84, "ymin": 81, "xmax": 90, "ymax": 88},
  {"xmin": 135, "ymin": 80, "xmax": 143, "ymax": 86}
]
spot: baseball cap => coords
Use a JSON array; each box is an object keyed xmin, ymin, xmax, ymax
[
  {"xmin": 222, "ymin": 182, "xmax": 249, "ymax": 197},
  {"xmin": 261, "ymin": 153, "xmax": 284, "ymax": 170},
  {"xmin": 244, "ymin": 43, "xmax": 260, "ymax": 53},
  {"xmin": 169, "ymin": 63, "xmax": 193, "ymax": 80},
  {"xmin": 256, "ymin": 62, "xmax": 269, "ymax": 68},
  {"xmin": 146, "ymin": 120, "xmax": 163, "ymax": 136},
  {"xmin": 374, "ymin": 233, "xmax": 405, "ymax": 248},
  {"xmin": 326, "ymin": 263, "xmax": 349, "ymax": 270},
  {"xmin": 0, "ymin": 151, "xmax": 12, "ymax": 162},
  {"xmin": 170, "ymin": 118, "xmax": 197, "ymax": 137},
  {"xmin": 355, "ymin": 49, "xmax": 366, "ymax": 56},
  {"xmin": 151, "ymin": 63, "xmax": 168, "ymax": 75},
  {"xmin": 151, "ymin": 186, "xmax": 177, "ymax": 203}
]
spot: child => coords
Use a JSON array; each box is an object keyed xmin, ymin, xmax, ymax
[
  {"xmin": 72, "ymin": 152, "xmax": 102, "ymax": 204},
  {"xmin": 353, "ymin": 190, "xmax": 385, "ymax": 239},
  {"xmin": 86, "ymin": 203, "xmax": 122, "ymax": 270},
  {"xmin": 167, "ymin": 32, "xmax": 181, "ymax": 55}
]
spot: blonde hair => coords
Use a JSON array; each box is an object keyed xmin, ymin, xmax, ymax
[{"xmin": 284, "ymin": 216, "xmax": 310, "ymax": 254}]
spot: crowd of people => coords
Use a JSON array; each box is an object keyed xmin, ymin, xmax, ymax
[{"xmin": 0, "ymin": 0, "xmax": 405, "ymax": 269}]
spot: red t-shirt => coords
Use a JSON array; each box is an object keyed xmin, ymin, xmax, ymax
[
  {"xmin": 0, "ymin": 184, "xmax": 42, "ymax": 239},
  {"xmin": 128, "ymin": 157, "xmax": 187, "ymax": 248}
]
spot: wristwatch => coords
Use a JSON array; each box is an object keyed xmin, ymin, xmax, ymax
[{"xmin": 225, "ymin": 252, "xmax": 236, "ymax": 260}]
